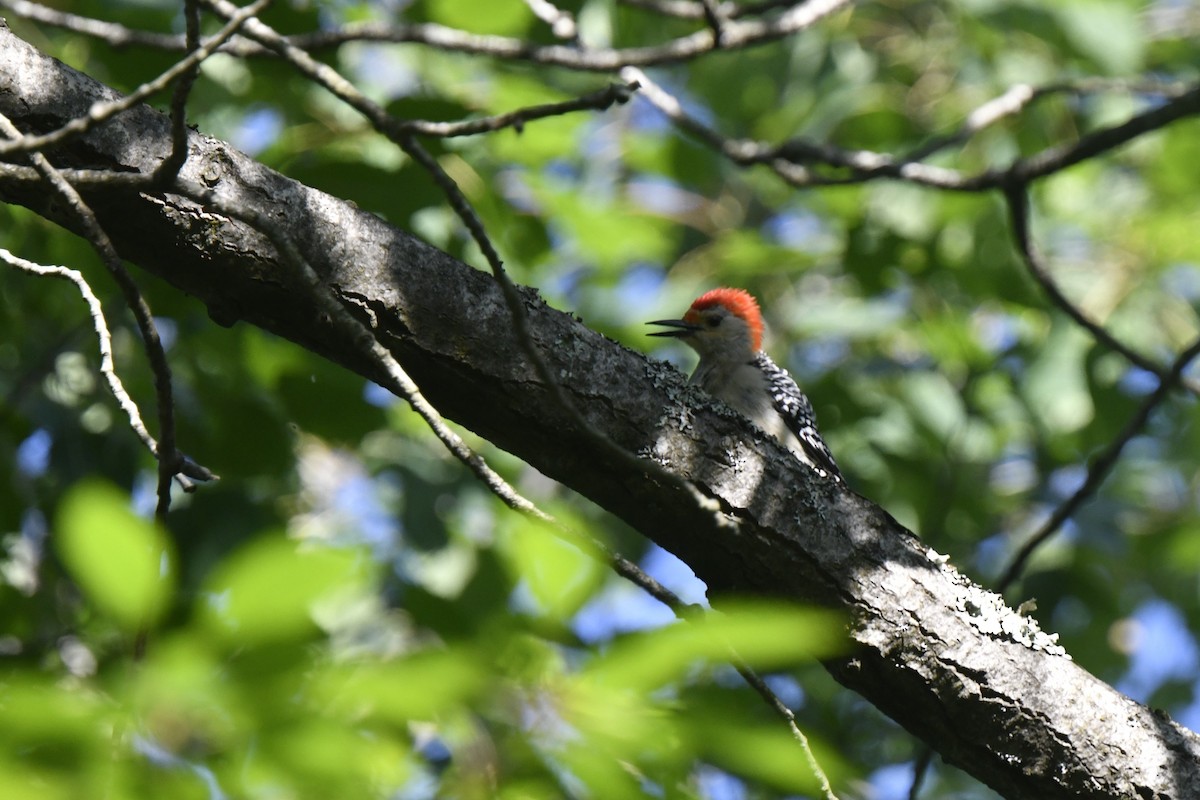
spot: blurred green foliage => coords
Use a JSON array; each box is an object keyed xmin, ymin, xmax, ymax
[{"xmin": 2, "ymin": 0, "xmax": 1200, "ymax": 798}]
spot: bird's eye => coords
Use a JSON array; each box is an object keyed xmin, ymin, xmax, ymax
[{"xmin": 706, "ymin": 315, "xmax": 721, "ymax": 328}]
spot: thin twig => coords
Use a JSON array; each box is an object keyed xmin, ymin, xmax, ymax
[
  {"xmin": 145, "ymin": 0, "xmax": 207, "ymax": 514},
  {"xmin": 765, "ymin": 83, "xmax": 1200, "ymax": 189},
  {"xmin": 151, "ymin": 0, "xmax": 208, "ymax": 185},
  {"xmin": 0, "ymin": 0, "xmax": 271, "ymax": 158},
  {"xmin": 625, "ymin": 63, "xmax": 1200, "ymax": 192},
  {"xmin": 1007, "ymin": 85, "xmax": 1200, "ymax": 185},
  {"xmin": 200, "ymin": 0, "xmax": 637, "ymax": 145},
  {"xmin": 275, "ymin": 0, "xmax": 853, "ymax": 71},
  {"xmin": 698, "ymin": 0, "xmax": 728, "ymax": 45},
  {"xmin": 905, "ymin": 78, "xmax": 1196, "ymax": 162},
  {"xmin": 0, "ymin": 0, "xmax": 182, "ymax": 49},
  {"xmin": 618, "ymin": 0, "xmax": 798, "ymax": 20},
  {"xmin": 620, "ymin": 65, "xmax": 967, "ymax": 188},
  {"xmin": 0, "ymin": 112, "xmax": 214, "ymax": 510},
  {"xmin": 996, "ymin": 334, "xmax": 1200, "ymax": 592},
  {"xmin": 904, "ymin": 83, "xmax": 1039, "ymax": 162},
  {"xmin": 908, "ymin": 748, "xmax": 933, "ymax": 800},
  {"xmin": 398, "ymin": 82, "xmax": 639, "ymax": 138},
  {"xmin": 14, "ymin": 0, "xmax": 849, "ymax": 70},
  {"xmin": 0, "ymin": 250, "xmax": 160, "ymax": 464},
  {"xmin": 1004, "ymin": 185, "xmax": 1200, "ymax": 395},
  {"xmin": 522, "ymin": 0, "xmax": 578, "ymax": 41},
  {"xmin": 0, "ymin": 163, "xmax": 158, "ymax": 188},
  {"xmin": 736, "ymin": 661, "xmax": 839, "ymax": 799}
]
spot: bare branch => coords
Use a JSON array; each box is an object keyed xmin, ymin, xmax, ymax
[
  {"xmin": 0, "ymin": 0, "xmax": 181, "ymax": 49},
  {"xmin": 907, "ymin": 749, "xmax": 933, "ymax": 800},
  {"xmin": 3, "ymin": 0, "xmax": 851, "ymax": 70},
  {"xmin": 906, "ymin": 78, "xmax": 1197, "ymax": 162},
  {"xmin": 904, "ymin": 83, "xmax": 1039, "ymax": 162},
  {"xmin": 626, "ymin": 63, "xmax": 1200, "ymax": 191},
  {"xmin": 735, "ymin": 660, "xmax": 839, "ymax": 800},
  {"xmin": 765, "ymin": 82, "xmax": 1200, "ymax": 189},
  {"xmin": 1004, "ymin": 85, "xmax": 1200, "ymax": 184},
  {"xmin": 698, "ymin": 0, "xmax": 729, "ymax": 45},
  {"xmin": 621, "ymin": 65, "xmax": 968, "ymax": 188},
  {"xmin": 1, "ymin": 250, "xmax": 160, "ymax": 460},
  {"xmin": 0, "ymin": 111, "xmax": 213, "ymax": 509},
  {"xmin": 0, "ymin": 0, "xmax": 270, "ymax": 158},
  {"xmin": 1004, "ymin": 186, "xmax": 1200, "ymax": 395},
  {"xmin": 996, "ymin": 333, "xmax": 1200, "ymax": 592},
  {"xmin": 523, "ymin": 0, "xmax": 578, "ymax": 41},
  {"xmin": 0, "ymin": 162, "xmax": 156, "ymax": 188},
  {"xmin": 283, "ymin": 0, "xmax": 851, "ymax": 70},
  {"xmin": 152, "ymin": 0, "xmax": 209, "ymax": 185},
  {"xmin": 400, "ymin": 81, "xmax": 638, "ymax": 138},
  {"xmin": 619, "ymin": 0, "xmax": 799, "ymax": 20}
]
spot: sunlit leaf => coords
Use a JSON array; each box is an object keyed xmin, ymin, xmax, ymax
[
  {"xmin": 54, "ymin": 481, "xmax": 175, "ymax": 630},
  {"xmin": 268, "ymin": 719, "xmax": 413, "ymax": 791},
  {"xmin": 0, "ymin": 762, "xmax": 74, "ymax": 800},
  {"xmin": 1022, "ymin": 321, "xmax": 1095, "ymax": 435},
  {"xmin": 498, "ymin": 512, "xmax": 604, "ymax": 621},
  {"xmin": 903, "ymin": 371, "xmax": 968, "ymax": 442},
  {"xmin": 0, "ymin": 674, "xmax": 105, "ymax": 747},
  {"xmin": 426, "ymin": 0, "xmax": 532, "ymax": 36},
  {"xmin": 200, "ymin": 535, "xmax": 368, "ymax": 644},
  {"xmin": 314, "ymin": 647, "xmax": 489, "ymax": 723},
  {"xmin": 700, "ymin": 724, "xmax": 836, "ymax": 794},
  {"xmin": 585, "ymin": 601, "xmax": 846, "ymax": 691},
  {"xmin": 1053, "ymin": 1, "xmax": 1144, "ymax": 74},
  {"xmin": 126, "ymin": 635, "xmax": 241, "ymax": 754}
]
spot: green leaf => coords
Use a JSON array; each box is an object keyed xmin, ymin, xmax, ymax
[
  {"xmin": 700, "ymin": 724, "xmax": 835, "ymax": 794},
  {"xmin": 1053, "ymin": 1, "xmax": 1144, "ymax": 74},
  {"xmin": 425, "ymin": 0, "xmax": 533, "ymax": 36},
  {"xmin": 268, "ymin": 719, "xmax": 413, "ymax": 789},
  {"xmin": 1022, "ymin": 321, "xmax": 1094, "ymax": 434},
  {"xmin": 314, "ymin": 647, "xmax": 489, "ymax": 722},
  {"xmin": 54, "ymin": 481, "xmax": 175, "ymax": 630},
  {"xmin": 524, "ymin": 175, "xmax": 677, "ymax": 272},
  {"xmin": 498, "ymin": 511, "xmax": 604, "ymax": 621},
  {"xmin": 201, "ymin": 535, "xmax": 367, "ymax": 644},
  {"xmin": 586, "ymin": 601, "xmax": 846, "ymax": 691},
  {"xmin": 903, "ymin": 371, "xmax": 968, "ymax": 442},
  {"xmin": 0, "ymin": 674, "xmax": 105, "ymax": 748}
]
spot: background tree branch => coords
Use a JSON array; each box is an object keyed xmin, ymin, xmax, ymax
[{"xmin": 4, "ymin": 21, "xmax": 1200, "ymax": 798}]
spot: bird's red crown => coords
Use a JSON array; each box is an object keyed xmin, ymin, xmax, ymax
[{"xmin": 687, "ymin": 287, "xmax": 764, "ymax": 352}]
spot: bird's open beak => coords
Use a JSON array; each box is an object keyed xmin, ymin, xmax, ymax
[{"xmin": 647, "ymin": 319, "xmax": 699, "ymax": 338}]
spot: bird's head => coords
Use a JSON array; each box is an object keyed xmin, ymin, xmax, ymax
[{"xmin": 648, "ymin": 287, "xmax": 764, "ymax": 361}]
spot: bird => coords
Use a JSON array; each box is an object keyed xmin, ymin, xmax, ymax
[{"xmin": 648, "ymin": 287, "xmax": 841, "ymax": 481}]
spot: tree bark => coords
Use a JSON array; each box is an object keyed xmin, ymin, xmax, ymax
[{"xmin": 2, "ymin": 20, "xmax": 1197, "ymax": 799}]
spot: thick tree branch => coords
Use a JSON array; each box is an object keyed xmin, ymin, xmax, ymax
[{"xmin": 3, "ymin": 23, "xmax": 1200, "ymax": 799}]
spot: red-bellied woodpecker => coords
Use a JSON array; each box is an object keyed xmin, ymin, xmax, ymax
[{"xmin": 648, "ymin": 287, "xmax": 841, "ymax": 482}]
